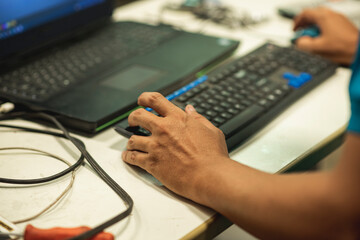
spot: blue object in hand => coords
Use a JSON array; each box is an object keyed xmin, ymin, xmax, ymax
[{"xmin": 291, "ymin": 25, "xmax": 321, "ymax": 44}]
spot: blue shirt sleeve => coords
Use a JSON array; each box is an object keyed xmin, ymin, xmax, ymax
[{"xmin": 347, "ymin": 36, "xmax": 360, "ymax": 133}]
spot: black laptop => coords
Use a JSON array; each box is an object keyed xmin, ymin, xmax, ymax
[{"xmin": 0, "ymin": 0, "xmax": 239, "ymax": 133}]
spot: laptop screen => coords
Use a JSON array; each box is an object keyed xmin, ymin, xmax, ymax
[
  {"xmin": 0, "ymin": 0, "xmax": 105, "ymax": 40},
  {"xmin": 0, "ymin": 0, "xmax": 113, "ymax": 63}
]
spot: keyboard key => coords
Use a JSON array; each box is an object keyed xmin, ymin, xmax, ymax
[
  {"xmin": 255, "ymin": 78, "xmax": 269, "ymax": 87},
  {"xmin": 207, "ymin": 98, "xmax": 219, "ymax": 105},
  {"xmin": 258, "ymin": 99, "xmax": 272, "ymax": 109},
  {"xmin": 195, "ymin": 107, "xmax": 205, "ymax": 114},
  {"xmin": 220, "ymin": 102, "xmax": 231, "ymax": 108},
  {"xmin": 205, "ymin": 110, "xmax": 218, "ymax": 117},
  {"xmin": 214, "ymin": 94, "xmax": 225, "ymax": 101},
  {"xmin": 200, "ymin": 102, "xmax": 211, "ymax": 109},
  {"xmin": 234, "ymin": 70, "xmax": 246, "ymax": 79},
  {"xmin": 228, "ymin": 108, "xmax": 239, "ymax": 115},
  {"xmin": 209, "ymin": 76, "xmax": 221, "ymax": 84},
  {"xmin": 220, "ymin": 90, "xmax": 231, "ymax": 97},
  {"xmin": 213, "ymin": 116, "xmax": 226, "ymax": 125},
  {"xmin": 220, "ymin": 105, "xmax": 264, "ymax": 136},
  {"xmin": 220, "ymin": 112, "xmax": 233, "ymax": 119},
  {"xmin": 234, "ymin": 104, "xmax": 246, "ymax": 110},
  {"xmin": 213, "ymin": 106, "xmax": 225, "ymax": 112},
  {"xmin": 177, "ymin": 95, "xmax": 189, "ymax": 102},
  {"xmin": 227, "ymin": 98, "xmax": 238, "ymax": 104}
]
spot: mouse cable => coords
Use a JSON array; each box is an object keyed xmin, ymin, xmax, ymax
[{"xmin": 0, "ymin": 110, "xmax": 134, "ymax": 240}]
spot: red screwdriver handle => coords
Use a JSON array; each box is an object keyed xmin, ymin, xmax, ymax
[{"xmin": 24, "ymin": 224, "xmax": 114, "ymax": 240}]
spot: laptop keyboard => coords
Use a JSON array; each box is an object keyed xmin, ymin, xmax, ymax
[
  {"xmin": 115, "ymin": 43, "xmax": 337, "ymax": 150},
  {"xmin": 0, "ymin": 22, "xmax": 179, "ymax": 102}
]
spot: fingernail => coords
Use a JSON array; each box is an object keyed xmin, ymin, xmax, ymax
[{"xmin": 186, "ymin": 105, "xmax": 196, "ymax": 113}]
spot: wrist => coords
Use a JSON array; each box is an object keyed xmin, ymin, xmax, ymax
[
  {"xmin": 350, "ymin": 31, "xmax": 360, "ymax": 65},
  {"xmin": 347, "ymin": 31, "xmax": 360, "ymax": 65},
  {"xmin": 191, "ymin": 156, "xmax": 234, "ymax": 207}
]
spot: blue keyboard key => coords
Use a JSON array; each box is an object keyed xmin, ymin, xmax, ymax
[
  {"xmin": 288, "ymin": 79, "xmax": 301, "ymax": 88},
  {"xmin": 283, "ymin": 72, "xmax": 313, "ymax": 88},
  {"xmin": 166, "ymin": 94, "xmax": 176, "ymax": 101},
  {"xmin": 299, "ymin": 72, "xmax": 312, "ymax": 82},
  {"xmin": 283, "ymin": 72, "xmax": 295, "ymax": 80},
  {"xmin": 146, "ymin": 75, "xmax": 208, "ymax": 112}
]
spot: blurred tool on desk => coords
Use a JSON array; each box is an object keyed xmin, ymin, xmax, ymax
[{"xmin": 0, "ymin": 224, "xmax": 113, "ymax": 240}]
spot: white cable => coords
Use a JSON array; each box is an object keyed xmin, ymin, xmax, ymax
[{"xmin": 0, "ymin": 102, "xmax": 15, "ymax": 113}]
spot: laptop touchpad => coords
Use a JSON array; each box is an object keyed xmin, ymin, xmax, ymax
[{"xmin": 101, "ymin": 65, "xmax": 164, "ymax": 91}]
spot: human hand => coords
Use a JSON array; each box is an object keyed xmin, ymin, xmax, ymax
[
  {"xmin": 122, "ymin": 92, "xmax": 229, "ymax": 202},
  {"xmin": 293, "ymin": 7, "xmax": 359, "ymax": 65}
]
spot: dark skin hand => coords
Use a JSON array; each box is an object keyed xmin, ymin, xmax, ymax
[
  {"xmin": 294, "ymin": 7, "xmax": 359, "ymax": 65},
  {"xmin": 122, "ymin": 92, "xmax": 229, "ymax": 201}
]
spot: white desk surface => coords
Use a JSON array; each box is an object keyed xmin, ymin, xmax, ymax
[{"xmin": 0, "ymin": 0, "xmax": 352, "ymax": 239}]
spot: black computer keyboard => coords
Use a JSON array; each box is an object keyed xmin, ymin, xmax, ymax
[
  {"xmin": 0, "ymin": 22, "xmax": 179, "ymax": 102},
  {"xmin": 115, "ymin": 43, "xmax": 337, "ymax": 150}
]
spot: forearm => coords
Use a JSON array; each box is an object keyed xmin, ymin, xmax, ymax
[{"xmin": 194, "ymin": 157, "xmax": 355, "ymax": 239}]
